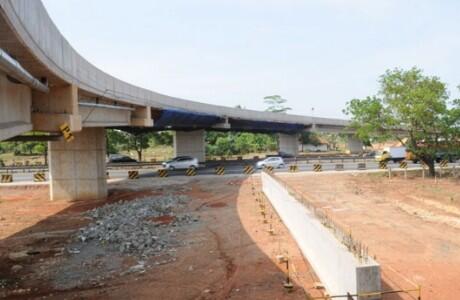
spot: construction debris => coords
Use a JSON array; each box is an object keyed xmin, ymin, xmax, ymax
[{"xmin": 75, "ymin": 194, "xmax": 197, "ymax": 257}]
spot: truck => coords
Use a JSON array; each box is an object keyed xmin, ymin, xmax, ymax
[{"xmin": 375, "ymin": 146, "xmax": 406, "ymax": 162}]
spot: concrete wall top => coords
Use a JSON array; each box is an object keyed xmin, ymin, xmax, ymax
[{"xmin": 0, "ymin": 0, "xmax": 348, "ymax": 129}]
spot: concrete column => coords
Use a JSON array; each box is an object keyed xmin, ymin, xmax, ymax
[
  {"xmin": 347, "ymin": 136, "xmax": 364, "ymax": 154},
  {"xmin": 173, "ymin": 130, "xmax": 206, "ymax": 162},
  {"xmin": 278, "ymin": 133, "xmax": 299, "ymax": 156},
  {"xmin": 49, "ymin": 127, "xmax": 107, "ymax": 201}
]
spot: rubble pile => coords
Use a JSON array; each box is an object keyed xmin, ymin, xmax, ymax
[{"xmin": 76, "ymin": 194, "xmax": 195, "ymax": 256}]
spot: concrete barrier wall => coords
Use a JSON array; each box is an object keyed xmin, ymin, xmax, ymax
[{"xmin": 261, "ymin": 172, "xmax": 380, "ymax": 299}]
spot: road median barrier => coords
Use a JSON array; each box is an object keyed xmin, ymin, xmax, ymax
[
  {"xmin": 440, "ymin": 159, "xmax": 448, "ymax": 168},
  {"xmin": 244, "ymin": 165, "xmax": 254, "ymax": 174},
  {"xmin": 335, "ymin": 164, "xmax": 344, "ymax": 171},
  {"xmin": 185, "ymin": 167, "xmax": 197, "ymax": 176},
  {"xmin": 264, "ymin": 166, "xmax": 274, "ymax": 173},
  {"xmin": 357, "ymin": 163, "xmax": 366, "ymax": 170},
  {"xmin": 128, "ymin": 170, "xmax": 139, "ymax": 179},
  {"xmin": 158, "ymin": 169, "xmax": 168, "ymax": 177},
  {"xmin": 289, "ymin": 165, "xmax": 299, "ymax": 172},
  {"xmin": 1, "ymin": 174, "xmax": 13, "ymax": 183},
  {"xmin": 313, "ymin": 164, "xmax": 322, "ymax": 172},
  {"xmin": 215, "ymin": 166, "xmax": 225, "ymax": 175},
  {"xmin": 399, "ymin": 161, "xmax": 408, "ymax": 169},
  {"xmin": 33, "ymin": 172, "xmax": 46, "ymax": 182}
]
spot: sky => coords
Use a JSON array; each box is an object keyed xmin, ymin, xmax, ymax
[{"xmin": 42, "ymin": 0, "xmax": 460, "ymax": 118}]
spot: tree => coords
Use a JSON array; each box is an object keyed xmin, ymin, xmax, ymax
[
  {"xmin": 344, "ymin": 67, "xmax": 460, "ymax": 176},
  {"xmin": 264, "ymin": 95, "xmax": 291, "ymax": 113},
  {"xmin": 300, "ymin": 132, "xmax": 321, "ymax": 147},
  {"xmin": 127, "ymin": 133, "xmax": 152, "ymax": 162}
]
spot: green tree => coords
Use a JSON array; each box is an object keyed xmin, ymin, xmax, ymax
[
  {"xmin": 106, "ymin": 129, "xmax": 128, "ymax": 154},
  {"xmin": 127, "ymin": 133, "xmax": 152, "ymax": 162},
  {"xmin": 300, "ymin": 132, "xmax": 321, "ymax": 148},
  {"xmin": 264, "ymin": 95, "xmax": 291, "ymax": 113},
  {"xmin": 344, "ymin": 67, "xmax": 460, "ymax": 176}
]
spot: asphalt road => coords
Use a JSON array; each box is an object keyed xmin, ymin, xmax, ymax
[{"xmin": 3, "ymin": 160, "xmax": 458, "ymax": 183}]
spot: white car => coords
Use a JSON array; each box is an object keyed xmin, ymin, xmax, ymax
[
  {"xmin": 256, "ymin": 156, "xmax": 285, "ymax": 169},
  {"xmin": 162, "ymin": 156, "xmax": 199, "ymax": 170}
]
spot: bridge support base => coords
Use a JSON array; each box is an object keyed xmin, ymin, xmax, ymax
[
  {"xmin": 173, "ymin": 130, "xmax": 206, "ymax": 163},
  {"xmin": 278, "ymin": 133, "xmax": 299, "ymax": 157},
  {"xmin": 48, "ymin": 128, "xmax": 107, "ymax": 201}
]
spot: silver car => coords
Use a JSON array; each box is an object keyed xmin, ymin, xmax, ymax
[
  {"xmin": 162, "ymin": 156, "xmax": 199, "ymax": 170},
  {"xmin": 256, "ymin": 156, "xmax": 285, "ymax": 169}
]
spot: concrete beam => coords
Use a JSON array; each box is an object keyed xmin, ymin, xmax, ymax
[
  {"xmin": 32, "ymin": 84, "xmax": 82, "ymax": 132},
  {"xmin": 262, "ymin": 173, "xmax": 381, "ymax": 299},
  {"xmin": 131, "ymin": 106, "xmax": 153, "ymax": 127},
  {"xmin": 278, "ymin": 133, "xmax": 299, "ymax": 156},
  {"xmin": 173, "ymin": 130, "xmax": 206, "ymax": 162},
  {"xmin": 80, "ymin": 105, "xmax": 131, "ymax": 127},
  {"xmin": 48, "ymin": 127, "xmax": 107, "ymax": 201},
  {"xmin": 0, "ymin": 71, "xmax": 33, "ymax": 141}
]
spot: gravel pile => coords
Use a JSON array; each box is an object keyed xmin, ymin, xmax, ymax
[{"xmin": 75, "ymin": 194, "xmax": 196, "ymax": 256}]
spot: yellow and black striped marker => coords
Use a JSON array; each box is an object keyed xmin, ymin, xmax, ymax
[
  {"xmin": 59, "ymin": 122, "xmax": 75, "ymax": 142},
  {"xmin": 440, "ymin": 160, "xmax": 449, "ymax": 168},
  {"xmin": 289, "ymin": 165, "xmax": 298, "ymax": 172},
  {"xmin": 335, "ymin": 164, "xmax": 344, "ymax": 171},
  {"xmin": 244, "ymin": 165, "xmax": 254, "ymax": 174},
  {"xmin": 379, "ymin": 161, "xmax": 387, "ymax": 169},
  {"xmin": 33, "ymin": 172, "xmax": 46, "ymax": 182},
  {"xmin": 128, "ymin": 170, "xmax": 139, "ymax": 179},
  {"xmin": 313, "ymin": 164, "xmax": 322, "ymax": 172},
  {"xmin": 158, "ymin": 169, "xmax": 168, "ymax": 177},
  {"xmin": 185, "ymin": 167, "xmax": 197, "ymax": 176},
  {"xmin": 399, "ymin": 161, "xmax": 408, "ymax": 169},
  {"xmin": 215, "ymin": 166, "xmax": 225, "ymax": 175},
  {"xmin": 357, "ymin": 163, "xmax": 366, "ymax": 170},
  {"xmin": 264, "ymin": 166, "xmax": 274, "ymax": 173},
  {"xmin": 1, "ymin": 174, "xmax": 13, "ymax": 183}
]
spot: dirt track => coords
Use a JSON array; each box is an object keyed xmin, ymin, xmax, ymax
[
  {"xmin": 280, "ymin": 172, "xmax": 460, "ymax": 300},
  {"xmin": 0, "ymin": 176, "xmax": 324, "ymax": 299}
]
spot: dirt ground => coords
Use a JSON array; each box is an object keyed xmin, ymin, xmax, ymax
[
  {"xmin": 0, "ymin": 175, "xmax": 325, "ymax": 299},
  {"xmin": 280, "ymin": 171, "xmax": 460, "ymax": 300}
]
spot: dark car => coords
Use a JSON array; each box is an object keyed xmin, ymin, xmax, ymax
[
  {"xmin": 107, "ymin": 154, "xmax": 137, "ymax": 163},
  {"xmin": 277, "ymin": 151, "xmax": 295, "ymax": 158}
]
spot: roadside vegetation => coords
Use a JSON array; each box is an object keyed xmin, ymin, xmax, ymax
[{"xmin": 345, "ymin": 67, "xmax": 460, "ymax": 176}]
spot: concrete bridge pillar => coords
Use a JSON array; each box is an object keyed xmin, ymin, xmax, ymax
[
  {"xmin": 48, "ymin": 127, "xmax": 107, "ymax": 201},
  {"xmin": 173, "ymin": 130, "xmax": 206, "ymax": 162},
  {"xmin": 278, "ymin": 133, "xmax": 299, "ymax": 156},
  {"xmin": 347, "ymin": 136, "xmax": 364, "ymax": 154}
]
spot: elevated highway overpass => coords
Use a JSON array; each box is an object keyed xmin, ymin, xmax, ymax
[{"xmin": 0, "ymin": 0, "xmax": 359, "ymax": 201}]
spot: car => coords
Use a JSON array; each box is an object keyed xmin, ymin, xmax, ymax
[
  {"xmin": 107, "ymin": 154, "xmax": 137, "ymax": 163},
  {"xmin": 277, "ymin": 151, "xmax": 295, "ymax": 158},
  {"xmin": 255, "ymin": 156, "xmax": 285, "ymax": 169},
  {"xmin": 162, "ymin": 156, "xmax": 199, "ymax": 170}
]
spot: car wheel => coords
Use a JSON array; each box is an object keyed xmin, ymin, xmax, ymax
[
  {"xmin": 169, "ymin": 166, "xmax": 175, "ymax": 171},
  {"xmin": 278, "ymin": 164, "xmax": 285, "ymax": 169}
]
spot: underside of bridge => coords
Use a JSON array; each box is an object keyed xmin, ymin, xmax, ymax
[{"xmin": 0, "ymin": 0, "xmax": 357, "ymax": 201}]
